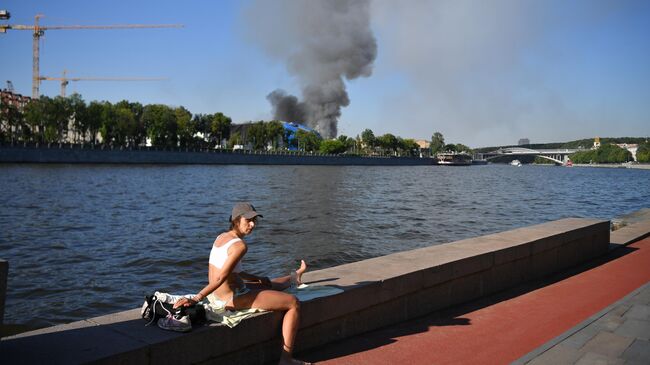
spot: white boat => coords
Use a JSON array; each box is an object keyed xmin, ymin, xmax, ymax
[
  {"xmin": 510, "ymin": 159, "xmax": 522, "ymax": 167},
  {"xmin": 436, "ymin": 152, "xmax": 472, "ymax": 166}
]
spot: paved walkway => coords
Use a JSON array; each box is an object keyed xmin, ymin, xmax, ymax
[
  {"xmin": 516, "ymin": 282, "xmax": 650, "ymax": 364},
  {"xmin": 300, "ymin": 237, "xmax": 650, "ymax": 364}
]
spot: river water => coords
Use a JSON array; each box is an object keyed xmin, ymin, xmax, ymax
[{"xmin": 1, "ymin": 163, "xmax": 649, "ymax": 328}]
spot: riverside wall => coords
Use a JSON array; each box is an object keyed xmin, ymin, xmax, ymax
[
  {"xmin": 1, "ymin": 217, "xmax": 622, "ymax": 364},
  {"xmin": 573, "ymin": 163, "xmax": 650, "ymax": 170},
  {"xmin": 0, "ymin": 144, "xmax": 433, "ymax": 166},
  {"xmin": 0, "ymin": 260, "xmax": 6, "ymax": 328}
]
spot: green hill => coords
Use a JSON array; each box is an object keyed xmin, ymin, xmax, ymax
[{"xmin": 475, "ymin": 137, "xmax": 649, "ymax": 153}]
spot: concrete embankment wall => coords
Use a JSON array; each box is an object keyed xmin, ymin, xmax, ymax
[
  {"xmin": 0, "ymin": 144, "xmax": 433, "ymax": 166},
  {"xmin": 573, "ymin": 163, "xmax": 650, "ymax": 170},
  {"xmin": 0, "ymin": 218, "xmax": 614, "ymax": 364},
  {"xmin": 0, "ymin": 260, "xmax": 6, "ymax": 328}
]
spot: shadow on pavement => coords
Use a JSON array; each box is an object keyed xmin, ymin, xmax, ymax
[{"xmin": 300, "ymin": 245, "xmax": 638, "ymax": 363}]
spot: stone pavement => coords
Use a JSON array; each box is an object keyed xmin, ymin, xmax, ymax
[
  {"xmin": 516, "ymin": 283, "xmax": 650, "ymax": 365},
  {"xmin": 299, "ymin": 236, "xmax": 650, "ymax": 365}
]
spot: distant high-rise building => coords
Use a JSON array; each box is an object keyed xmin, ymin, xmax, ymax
[{"xmin": 518, "ymin": 138, "xmax": 530, "ymax": 145}]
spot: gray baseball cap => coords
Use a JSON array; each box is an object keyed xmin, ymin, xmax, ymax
[{"xmin": 230, "ymin": 202, "xmax": 263, "ymax": 221}]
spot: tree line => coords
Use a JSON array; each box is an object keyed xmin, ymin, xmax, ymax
[
  {"xmin": 0, "ymin": 93, "xmax": 233, "ymax": 149},
  {"xmin": 569, "ymin": 144, "xmax": 633, "ymax": 163},
  {"xmin": 475, "ymin": 137, "xmax": 648, "ymax": 153},
  {"xmin": 239, "ymin": 125, "xmax": 426, "ymax": 156},
  {"xmin": 1, "ymin": 93, "xmax": 476, "ymax": 157}
]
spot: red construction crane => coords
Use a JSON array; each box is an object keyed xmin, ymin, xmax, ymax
[
  {"xmin": 40, "ymin": 70, "xmax": 167, "ymax": 97},
  {"xmin": 0, "ymin": 14, "xmax": 182, "ymax": 99}
]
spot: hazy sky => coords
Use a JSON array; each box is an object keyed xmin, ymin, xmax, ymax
[{"xmin": 1, "ymin": 0, "xmax": 648, "ymax": 147}]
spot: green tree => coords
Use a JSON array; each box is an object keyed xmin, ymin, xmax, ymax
[
  {"xmin": 569, "ymin": 149, "xmax": 596, "ymax": 164},
  {"xmin": 319, "ymin": 139, "xmax": 346, "ymax": 154},
  {"xmin": 336, "ymin": 135, "xmax": 356, "ymax": 153},
  {"xmin": 400, "ymin": 138, "xmax": 420, "ymax": 156},
  {"xmin": 98, "ymin": 101, "xmax": 116, "ymax": 145},
  {"xmin": 86, "ymin": 101, "xmax": 104, "ymax": 144},
  {"xmin": 247, "ymin": 121, "xmax": 268, "ymax": 150},
  {"xmin": 361, "ymin": 128, "xmax": 375, "ymax": 152},
  {"xmin": 570, "ymin": 144, "xmax": 632, "ymax": 163},
  {"xmin": 454, "ymin": 143, "xmax": 473, "ymax": 154},
  {"xmin": 228, "ymin": 131, "xmax": 242, "ymax": 149},
  {"xmin": 41, "ymin": 96, "xmax": 72, "ymax": 143},
  {"xmin": 68, "ymin": 93, "xmax": 88, "ymax": 143},
  {"xmin": 377, "ymin": 133, "xmax": 398, "ymax": 155},
  {"xmin": 295, "ymin": 129, "xmax": 321, "ymax": 152},
  {"xmin": 175, "ymin": 106, "xmax": 194, "ymax": 148},
  {"xmin": 601, "ymin": 144, "xmax": 632, "ymax": 162},
  {"xmin": 142, "ymin": 104, "xmax": 177, "ymax": 147},
  {"xmin": 192, "ymin": 113, "xmax": 213, "ymax": 147},
  {"xmin": 431, "ymin": 132, "xmax": 445, "ymax": 155},
  {"xmin": 115, "ymin": 100, "xmax": 144, "ymax": 146},
  {"xmin": 266, "ymin": 120, "xmax": 284, "ymax": 150},
  {"xmin": 113, "ymin": 106, "xmax": 137, "ymax": 146},
  {"xmin": 0, "ymin": 97, "xmax": 24, "ymax": 142},
  {"xmin": 23, "ymin": 99, "xmax": 46, "ymax": 142},
  {"xmin": 211, "ymin": 112, "xmax": 232, "ymax": 147}
]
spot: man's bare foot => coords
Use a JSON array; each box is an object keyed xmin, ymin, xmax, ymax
[{"xmin": 295, "ymin": 260, "xmax": 307, "ymax": 284}]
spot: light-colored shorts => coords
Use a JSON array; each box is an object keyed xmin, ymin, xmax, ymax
[{"xmin": 207, "ymin": 286, "xmax": 251, "ymax": 308}]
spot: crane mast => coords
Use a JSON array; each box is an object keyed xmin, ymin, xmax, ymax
[
  {"xmin": 32, "ymin": 14, "xmax": 43, "ymax": 99},
  {"xmin": 1, "ymin": 14, "xmax": 182, "ymax": 98}
]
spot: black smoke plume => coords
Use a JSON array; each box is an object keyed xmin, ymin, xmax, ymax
[{"xmin": 246, "ymin": 0, "xmax": 377, "ymax": 138}]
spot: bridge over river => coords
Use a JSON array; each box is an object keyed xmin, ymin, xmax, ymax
[{"xmin": 477, "ymin": 147, "xmax": 583, "ymax": 164}]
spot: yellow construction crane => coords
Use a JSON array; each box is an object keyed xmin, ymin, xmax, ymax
[
  {"xmin": 40, "ymin": 70, "xmax": 167, "ymax": 97},
  {"xmin": 0, "ymin": 14, "xmax": 182, "ymax": 99}
]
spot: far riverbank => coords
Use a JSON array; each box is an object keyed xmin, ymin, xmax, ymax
[
  {"xmin": 573, "ymin": 163, "xmax": 650, "ymax": 170},
  {"xmin": 0, "ymin": 143, "xmax": 433, "ymax": 166}
]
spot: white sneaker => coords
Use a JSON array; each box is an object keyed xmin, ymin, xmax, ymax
[
  {"xmin": 155, "ymin": 292, "xmax": 196, "ymax": 304},
  {"xmin": 157, "ymin": 315, "xmax": 192, "ymax": 332},
  {"xmin": 153, "ymin": 291, "xmax": 171, "ymax": 303}
]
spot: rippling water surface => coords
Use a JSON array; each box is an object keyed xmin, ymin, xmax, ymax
[{"xmin": 1, "ymin": 163, "xmax": 649, "ymax": 328}]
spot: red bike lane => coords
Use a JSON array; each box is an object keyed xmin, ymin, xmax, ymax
[{"xmin": 303, "ymin": 237, "xmax": 650, "ymax": 365}]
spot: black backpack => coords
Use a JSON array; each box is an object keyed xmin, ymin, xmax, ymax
[{"xmin": 141, "ymin": 294, "xmax": 206, "ymax": 326}]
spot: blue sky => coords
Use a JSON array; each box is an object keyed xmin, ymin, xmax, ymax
[{"xmin": 1, "ymin": 0, "xmax": 648, "ymax": 147}]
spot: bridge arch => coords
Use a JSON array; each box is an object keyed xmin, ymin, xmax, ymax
[
  {"xmin": 484, "ymin": 155, "xmax": 563, "ymax": 164},
  {"xmin": 535, "ymin": 155, "xmax": 564, "ymax": 165},
  {"xmin": 481, "ymin": 146, "xmax": 578, "ymax": 165}
]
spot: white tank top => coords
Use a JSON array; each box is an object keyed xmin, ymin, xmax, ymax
[{"xmin": 209, "ymin": 236, "xmax": 243, "ymax": 273}]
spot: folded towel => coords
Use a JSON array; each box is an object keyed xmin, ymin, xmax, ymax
[{"xmin": 203, "ymin": 300, "xmax": 263, "ymax": 328}]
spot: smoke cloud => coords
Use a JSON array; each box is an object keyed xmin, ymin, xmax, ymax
[
  {"xmin": 369, "ymin": 0, "xmax": 647, "ymax": 146},
  {"xmin": 244, "ymin": 0, "xmax": 377, "ymax": 138}
]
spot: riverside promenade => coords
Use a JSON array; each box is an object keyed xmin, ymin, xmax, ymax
[
  {"xmin": 300, "ymin": 218, "xmax": 650, "ymax": 364},
  {"xmin": 1, "ymin": 212, "xmax": 649, "ymax": 364}
]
